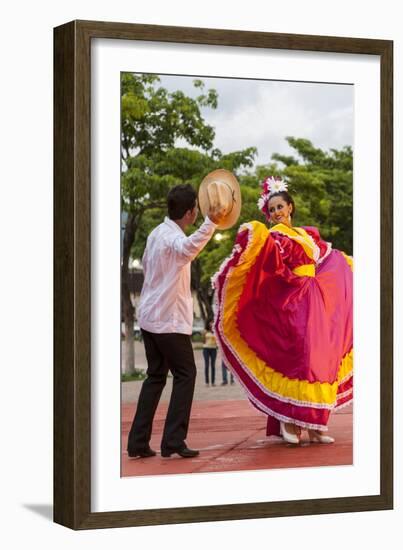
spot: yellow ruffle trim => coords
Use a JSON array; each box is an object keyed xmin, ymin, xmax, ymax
[
  {"xmin": 337, "ymin": 350, "xmax": 353, "ymax": 383},
  {"xmin": 221, "ymin": 220, "xmax": 353, "ymax": 407},
  {"xmin": 341, "ymin": 251, "xmax": 354, "ymax": 271}
]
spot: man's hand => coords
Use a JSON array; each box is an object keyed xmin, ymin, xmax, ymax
[{"xmin": 208, "ymin": 204, "xmax": 228, "ymax": 225}]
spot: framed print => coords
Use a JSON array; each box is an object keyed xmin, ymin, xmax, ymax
[{"xmin": 54, "ymin": 20, "xmax": 393, "ymax": 529}]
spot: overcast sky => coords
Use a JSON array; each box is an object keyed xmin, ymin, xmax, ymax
[{"xmin": 158, "ymin": 73, "xmax": 353, "ymax": 169}]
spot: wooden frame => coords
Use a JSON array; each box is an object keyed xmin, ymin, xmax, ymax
[{"xmin": 54, "ymin": 19, "xmax": 393, "ymax": 530}]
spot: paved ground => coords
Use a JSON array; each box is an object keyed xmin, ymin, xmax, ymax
[{"xmin": 122, "ymin": 341, "xmax": 353, "ymax": 477}]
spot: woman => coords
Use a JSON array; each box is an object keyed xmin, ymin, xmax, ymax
[
  {"xmin": 203, "ymin": 321, "xmax": 218, "ymax": 386},
  {"xmin": 213, "ymin": 176, "xmax": 353, "ymax": 444}
]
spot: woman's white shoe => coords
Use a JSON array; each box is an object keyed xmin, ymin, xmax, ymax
[
  {"xmin": 280, "ymin": 422, "xmax": 300, "ymax": 444},
  {"xmin": 308, "ymin": 429, "xmax": 335, "ymax": 444}
]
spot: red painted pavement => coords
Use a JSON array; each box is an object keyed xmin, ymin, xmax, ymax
[{"xmin": 121, "ymin": 400, "xmax": 353, "ymax": 477}]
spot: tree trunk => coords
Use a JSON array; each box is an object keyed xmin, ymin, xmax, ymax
[
  {"xmin": 122, "ymin": 212, "xmax": 137, "ymax": 374},
  {"xmin": 191, "ymin": 260, "xmax": 214, "ymax": 323},
  {"xmin": 198, "ymin": 285, "xmax": 214, "ymax": 322},
  {"xmin": 122, "ymin": 321, "xmax": 135, "ymax": 375}
]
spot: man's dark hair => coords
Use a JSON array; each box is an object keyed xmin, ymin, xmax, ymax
[{"xmin": 167, "ymin": 184, "xmax": 197, "ymax": 220}]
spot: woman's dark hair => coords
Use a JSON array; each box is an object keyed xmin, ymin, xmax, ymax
[
  {"xmin": 205, "ymin": 319, "xmax": 213, "ymax": 330},
  {"xmin": 167, "ymin": 184, "xmax": 197, "ymax": 220},
  {"xmin": 268, "ymin": 191, "xmax": 296, "ymax": 219}
]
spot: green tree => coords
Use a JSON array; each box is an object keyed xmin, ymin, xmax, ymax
[{"xmin": 272, "ymin": 137, "xmax": 353, "ymax": 253}]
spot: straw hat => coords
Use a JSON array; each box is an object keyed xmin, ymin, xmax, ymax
[{"xmin": 198, "ymin": 169, "xmax": 241, "ymax": 229}]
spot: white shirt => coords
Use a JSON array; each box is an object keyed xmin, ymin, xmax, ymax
[{"xmin": 137, "ymin": 216, "xmax": 217, "ymax": 335}]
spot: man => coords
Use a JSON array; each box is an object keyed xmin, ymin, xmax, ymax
[{"xmin": 127, "ymin": 183, "xmax": 226, "ymax": 458}]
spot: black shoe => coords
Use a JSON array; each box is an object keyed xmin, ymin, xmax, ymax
[
  {"xmin": 161, "ymin": 446, "xmax": 200, "ymax": 458},
  {"xmin": 221, "ymin": 381, "xmax": 228, "ymax": 385},
  {"xmin": 127, "ymin": 447, "xmax": 157, "ymax": 458}
]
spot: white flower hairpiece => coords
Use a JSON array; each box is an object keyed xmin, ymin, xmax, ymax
[
  {"xmin": 267, "ymin": 176, "xmax": 288, "ymax": 195},
  {"xmin": 257, "ymin": 195, "xmax": 267, "ymax": 211}
]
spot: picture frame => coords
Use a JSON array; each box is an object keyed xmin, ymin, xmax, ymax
[{"xmin": 54, "ymin": 19, "xmax": 393, "ymax": 530}]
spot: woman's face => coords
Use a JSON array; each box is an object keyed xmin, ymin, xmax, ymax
[{"xmin": 268, "ymin": 196, "xmax": 293, "ymax": 226}]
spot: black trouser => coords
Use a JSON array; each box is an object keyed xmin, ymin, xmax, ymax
[
  {"xmin": 127, "ymin": 329, "xmax": 197, "ymax": 453},
  {"xmin": 202, "ymin": 348, "xmax": 217, "ymax": 384},
  {"xmin": 221, "ymin": 361, "xmax": 234, "ymax": 384}
]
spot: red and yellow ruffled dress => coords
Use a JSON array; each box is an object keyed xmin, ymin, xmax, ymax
[{"xmin": 213, "ymin": 221, "xmax": 353, "ymax": 435}]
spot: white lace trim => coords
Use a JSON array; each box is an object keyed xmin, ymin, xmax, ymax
[
  {"xmin": 336, "ymin": 387, "xmax": 353, "ymax": 400},
  {"xmin": 219, "ymin": 346, "xmax": 330, "ymax": 431},
  {"xmin": 211, "ymin": 222, "xmax": 254, "ymax": 289},
  {"xmin": 335, "ymin": 396, "xmax": 353, "ymax": 411},
  {"xmin": 300, "ymin": 230, "xmax": 321, "ymax": 262},
  {"xmin": 243, "ymin": 375, "xmax": 330, "ymax": 431},
  {"xmin": 317, "ymin": 241, "xmax": 333, "ymax": 265},
  {"xmin": 211, "ymin": 243, "xmax": 241, "ymax": 289},
  {"xmin": 338, "ymin": 370, "xmax": 353, "ymax": 386}
]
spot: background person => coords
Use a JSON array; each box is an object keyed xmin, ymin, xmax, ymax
[
  {"xmin": 221, "ymin": 360, "xmax": 234, "ymax": 385},
  {"xmin": 202, "ymin": 321, "xmax": 218, "ymax": 386}
]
